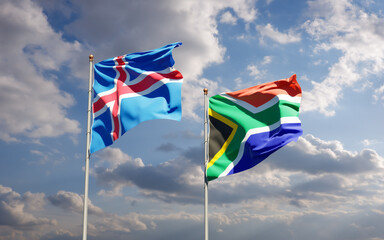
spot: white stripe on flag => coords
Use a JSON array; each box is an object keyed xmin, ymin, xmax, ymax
[
  {"xmin": 218, "ymin": 116, "xmax": 301, "ymax": 178},
  {"xmin": 220, "ymin": 94, "xmax": 301, "ymax": 114}
]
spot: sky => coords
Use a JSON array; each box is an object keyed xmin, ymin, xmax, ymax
[{"xmin": 1, "ymin": 0, "xmax": 384, "ymax": 239}]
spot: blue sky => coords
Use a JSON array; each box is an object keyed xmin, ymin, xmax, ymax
[{"xmin": 1, "ymin": 0, "xmax": 384, "ymax": 239}]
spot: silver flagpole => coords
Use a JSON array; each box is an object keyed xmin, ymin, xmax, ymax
[
  {"xmin": 203, "ymin": 88, "xmax": 209, "ymax": 240},
  {"xmin": 82, "ymin": 54, "xmax": 94, "ymax": 240}
]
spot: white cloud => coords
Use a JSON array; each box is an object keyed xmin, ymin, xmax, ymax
[
  {"xmin": 89, "ymin": 133, "xmax": 384, "ymax": 214},
  {"xmin": 8, "ymin": 133, "xmax": 380, "ymax": 240},
  {"xmin": 64, "ymin": 0, "xmax": 257, "ymax": 121},
  {"xmin": 234, "ymin": 77, "xmax": 246, "ymax": 90},
  {"xmin": 247, "ymin": 64, "xmax": 266, "ymax": 79},
  {"xmin": 47, "ymin": 190, "xmax": 149, "ymax": 235},
  {"xmin": 272, "ymin": 134, "xmax": 384, "ymax": 175},
  {"xmin": 47, "ymin": 188, "xmax": 202, "ymax": 239},
  {"xmin": 220, "ymin": 11, "xmax": 238, "ymax": 25},
  {"xmin": 362, "ymin": 139, "xmax": 383, "ymax": 147},
  {"xmin": 374, "ymin": 84, "xmax": 384, "ymax": 103},
  {"xmin": 247, "ymin": 64, "xmax": 261, "ymax": 77},
  {"xmin": 0, "ymin": 185, "xmax": 56, "ymax": 232},
  {"xmin": 92, "ymin": 147, "xmax": 204, "ymax": 204},
  {"xmin": 262, "ymin": 55, "xmax": 272, "ymax": 65},
  {"xmin": 0, "ymin": 0, "xmax": 81, "ymax": 142},
  {"xmin": 301, "ymin": 0, "xmax": 384, "ymax": 115},
  {"xmin": 256, "ymin": 23, "xmax": 301, "ymax": 44}
]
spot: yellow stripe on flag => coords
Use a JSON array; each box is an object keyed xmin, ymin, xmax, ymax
[{"xmin": 207, "ymin": 108, "xmax": 238, "ymax": 170}]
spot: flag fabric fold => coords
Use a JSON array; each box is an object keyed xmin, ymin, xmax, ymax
[
  {"xmin": 207, "ymin": 74, "xmax": 302, "ymax": 181},
  {"xmin": 90, "ymin": 42, "xmax": 183, "ymax": 153}
]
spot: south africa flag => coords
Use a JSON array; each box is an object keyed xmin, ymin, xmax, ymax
[{"xmin": 207, "ymin": 74, "xmax": 302, "ymax": 181}]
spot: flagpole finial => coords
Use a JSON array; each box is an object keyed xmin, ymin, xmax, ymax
[
  {"xmin": 203, "ymin": 88, "xmax": 208, "ymax": 95},
  {"xmin": 89, "ymin": 54, "xmax": 94, "ymax": 62}
]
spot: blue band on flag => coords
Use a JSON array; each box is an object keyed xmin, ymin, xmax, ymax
[{"xmin": 230, "ymin": 123, "xmax": 302, "ymax": 175}]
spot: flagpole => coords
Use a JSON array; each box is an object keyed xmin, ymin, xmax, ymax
[
  {"xmin": 82, "ymin": 54, "xmax": 94, "ymax": 240},
  {"xmin": 203, "ymin": 88, "xmax": 209, "ymax": 240}
]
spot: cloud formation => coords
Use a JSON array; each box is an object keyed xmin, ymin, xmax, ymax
[
  {"xmin": 92, "ymin": 147, "xmax": 203, "ymax": 203},
  {"xmin": 2, "ymin": 0, "xmax": 384, "ymax": 239},
  {"xmin": 91, "ymin": 134, "xmax": 384, "ymax": 213},
  {"xmin": 272, "ymin": 134, "xmax": 384, "ymax": 175},
  {"xmin": 59, "ymin": 0, "xmax": 257, "ymax": 120},
  {"xmin": 84, "ymin": 133, "xmax": 384, "ymax": 239},
  {"xmin": 301, "ymin": 0, "xmax": 384, "ymax": 115},
  {"xmin": 48, "ymin": 191, "xmax": 103, "ymax": 215},
  {"xmin": 256, "ymin": 23, "xmax": 301, "ymax": 44},
  {"xmin": 0, "ymin": 0, "xmax": 81, "ymax": 142},
  {"xmin": 0, "ymin": 185, "xmax": 55, "ymax": 240},
  {"xmin": 0, "ymin": 185, "xmax": 51, "ymax": 227}
]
